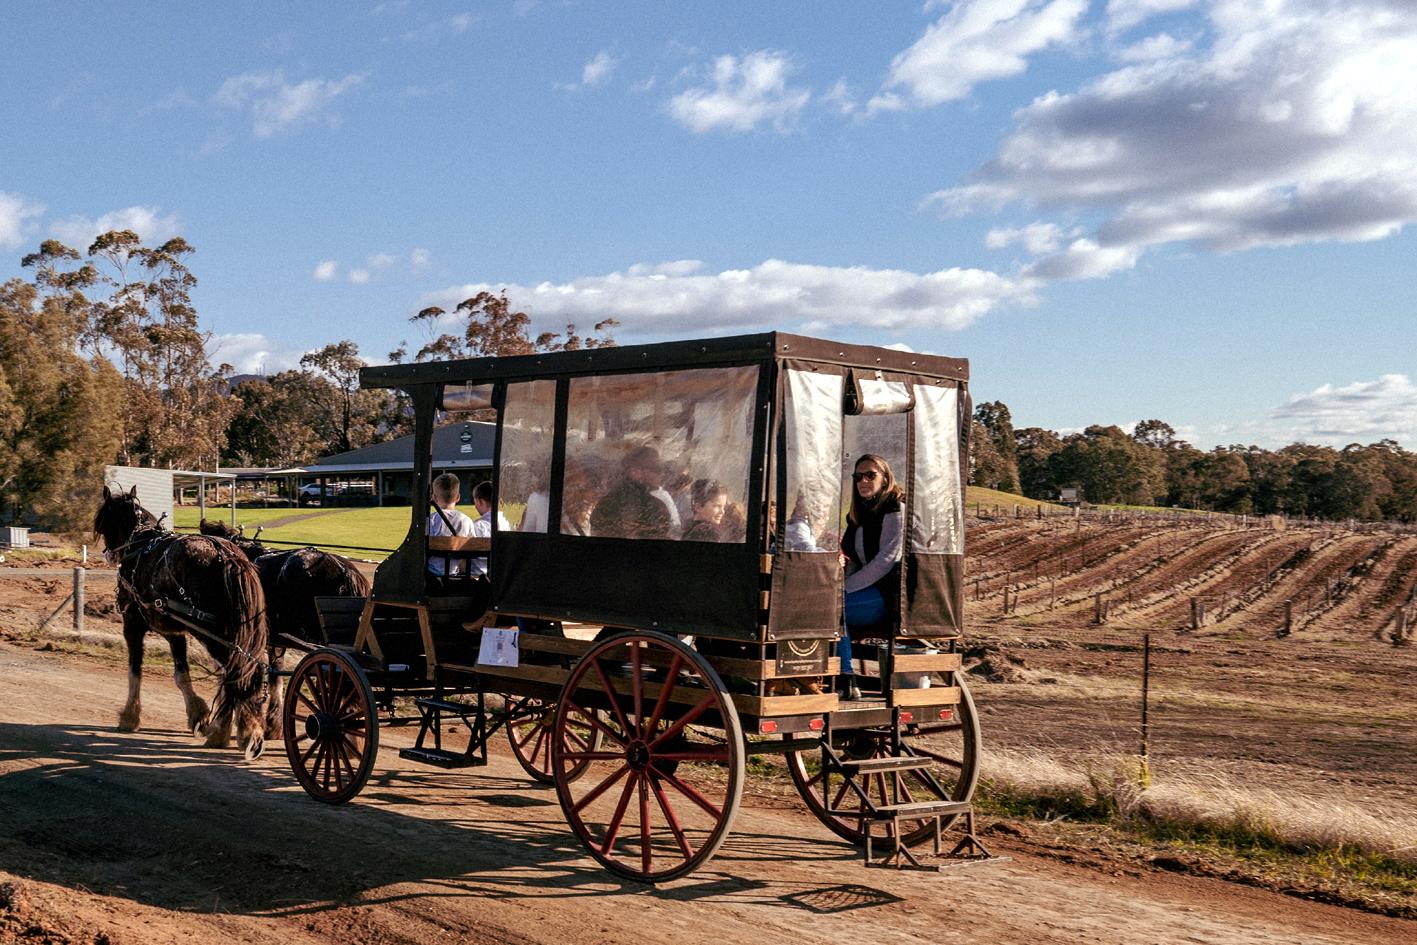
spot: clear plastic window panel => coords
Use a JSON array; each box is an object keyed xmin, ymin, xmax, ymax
[
  {"xmin": 911, "ymin": 383, "xmax": 964, "ymax": 554},
  {"xmin": 498, "ymin": 380, "xmax": 557, "ymax": 533},
  {"xmin": 563, "ymin": 367, "xmax": 758, "ymax": 542},
  {"xmin": 784, "ymin": 370, "xmax": 844, "ymax": 553},
  {"xmin": 843, "ymin": 412, "xmax": 907, "ymax": 526}
]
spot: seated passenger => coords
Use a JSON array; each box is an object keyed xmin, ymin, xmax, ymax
[
  {"xmin": 681, "ymin": 479, "xmax": 728, "ymax": 542},
  {"xmin": 428, "ymin": 472, "xmax": 475, "ymax": 579},
  {"xmin": 469, "ymin": 480, "xmax": 511, "ymax": 578},
  {"xmin": 589, "ymin": 445, "xmax": 674, "ymax": 540},
  {"xmin": 784, "ymin": 492, "xmax": 822, "ymax": 551}
]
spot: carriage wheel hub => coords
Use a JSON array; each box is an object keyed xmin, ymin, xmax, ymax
[
  {"xmin": 306, "ymin": 711, "xmax": 339, "ymax": 741},
  {"xmin": 626, "ymin": 740, "xmax": 651, "ymax": 771}
]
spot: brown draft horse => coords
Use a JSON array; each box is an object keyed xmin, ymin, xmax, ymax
[{"xmin": 94, "ymin": 485, "xmax": 269, "ymax": 760}]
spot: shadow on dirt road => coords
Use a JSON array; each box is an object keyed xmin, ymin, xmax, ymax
[{"xmin": 0, "ymin": 721, "xmax": 898, "ymax": 919}]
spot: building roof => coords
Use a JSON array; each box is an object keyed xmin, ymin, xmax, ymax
[{"xmin": 302, "ymin": 421, "xmax": 496, "ymax": 475}]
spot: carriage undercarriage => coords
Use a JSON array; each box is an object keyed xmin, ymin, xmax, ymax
[{"xmin": 277, "ymin": 595, "xmax": 989, "ymax": 882}]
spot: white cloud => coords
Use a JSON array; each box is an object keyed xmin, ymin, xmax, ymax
[
  {"xmin": 312, "ymin": 259, "xmax": 339, "ymax": 281},
  {"xmin": 669, "ymin": 50, "xmax": 810, "ymax": 133},
  {"xmin": 582, "ymin": 51, "xmax": 619, "ymax": 87},
  {"xmin": 410, "ymin": 247, "xmax": 431, "ymax": 270},
  {"xmin": 367, "ymin": 252, "xmax": 397, "ymax": 270},
  {"xmin": 208, "ymin": 332, "xmax": 308, "ymax": 375},
  {"xmin": 1272, "ymin": 374, "xmax": 1417, "ymax": 447},
  {"xmin": 422, "ymin": 258, "xmax": 1031, "ymax": 335},
  {"xmin": 49, "ymin": 205, "xmax": 181, "ymax": 251},
  {"xmin": 1116, "ymin": 32, "xmax": 1193, "ymax": 62},
  {"xmin": 985, "ymin": 222, "xmax": 1066, "ymax": 254},
  {"xmin": 930, "ymin": 0, "xmax": 1417, "ymax": 283},
  {"xmin": 0, "ymin": 192, "xmax": 45, "ymax": 250},
  {"xmin": 401, "ymin": 12, "xmax": 476, "ymax": 42},
  {"xmin": 822, "ymin": 79, "xmax": 858, "ymax": 116},
  {"xmin": 347, "ymin": 268, "xmax": 371, "ymax": 284},
  {"xmin": 1105, "ymin": 0, "xmax": 1201, "ymax": 36},
  {"xmin": 872, "ymin": 0, "xmax": 1088, "ymax": 111},
  {"xmin": 214, "ymin": 71, "xmax": 366, "ymax": 138}
]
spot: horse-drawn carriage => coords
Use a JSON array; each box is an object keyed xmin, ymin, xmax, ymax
[{"xmin": 278, "ymin": 331, "xmax": 985, "ymax": 882}]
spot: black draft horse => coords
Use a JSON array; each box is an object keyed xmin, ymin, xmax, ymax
[
  {"xmin": 94, "ymin": 485, "xmax": 269, "ymax": 760},
  {"xmin": 197, "ymin": 519, "xmax": 370, "ymax": 645}
]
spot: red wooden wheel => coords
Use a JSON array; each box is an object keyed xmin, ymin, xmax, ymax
[
  {"xmin": 282, "ymin": 648, "xmax": 379, "ymax": 804},
  {"xmin": 507, "ymin": 698, "xmax": 601, "ymax": 784},
  {"xmin": 552, "ymin": 631, "xmax": 744, "ymax": 883},
  {"xmin": 784, "ymin": 675, "xmax": 980, "ymax": 846}
]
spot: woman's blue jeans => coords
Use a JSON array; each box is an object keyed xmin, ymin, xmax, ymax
[{"xmin": 838, "ymin": 586, "xmax": 886, "ymax": 673}]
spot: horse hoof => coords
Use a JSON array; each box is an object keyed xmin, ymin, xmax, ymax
[
  {"xmin": 117, "ymin": 709, "xmax": 141, "ymax": 732},
  {"xmin": 203, "ymin": 729, "xmax": 231, "ymax": 750},
  {"xmin": 243, "ymin": 735, "xmax": 265, "ymax": 762}
]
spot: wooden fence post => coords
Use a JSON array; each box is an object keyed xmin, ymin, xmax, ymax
[
  {"xmin": 73, "ymin": 568, "xmax": 84, "ymax": 634},
  {"xmin": 1139, "ymin": 633, "xmax": 1152, "ymax": 788}
]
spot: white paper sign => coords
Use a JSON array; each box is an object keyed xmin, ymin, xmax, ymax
[{"xmin": 477, "ymin": 627, "xmax": 520, "ymax": 667}]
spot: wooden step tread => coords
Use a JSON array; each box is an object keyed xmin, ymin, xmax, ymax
[
  {"xmin": 398, "ymin": 747, "xmax": 486, "ymax": 769},
  {"xmin": 838, "ymin": 755, "xmax": 933, "ymax": 774}
]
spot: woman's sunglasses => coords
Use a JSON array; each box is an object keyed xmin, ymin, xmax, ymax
[{"xmin": 852, "ymin": 470, "xmax": 881, "ymax": 482}]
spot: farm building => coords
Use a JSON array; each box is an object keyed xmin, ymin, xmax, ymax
[{"xmin": 285, "ymin": 420, "xmax": 497, "ymax": 506}]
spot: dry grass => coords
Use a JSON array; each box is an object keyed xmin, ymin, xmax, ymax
[{"xmin": 980, "ymin": 746, "xmax": 1417, "ymax": 866}]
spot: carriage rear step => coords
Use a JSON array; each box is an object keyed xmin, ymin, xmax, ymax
[
  {"xmin": 398, "ymin": 747, "xmax": 487, "ymax": 769},
  {"xmin": 830, "ymin": 799, "xmax": 972, "ymax": 819},
  {"xmin": 838, "ymin": 755, "xmax": 934, "ymax": 774}
]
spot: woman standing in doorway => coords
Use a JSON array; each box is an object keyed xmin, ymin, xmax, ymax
[{"xmin": 838, "ymin": 453, "xmax": 905, "ymax": 697}]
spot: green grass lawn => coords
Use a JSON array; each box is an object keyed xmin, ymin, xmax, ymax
[
  {"xmin": 965, "ymin": 485, "xmax": 1061, "ymax": 511},
  {"xmin": 174, "ymin": 506, "xmax": 416, "ymax": 559}
]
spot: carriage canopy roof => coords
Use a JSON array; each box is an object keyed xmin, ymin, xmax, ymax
[{"xmin": 360, "ymin": 331, "xmax": 968, "ymax": 390}]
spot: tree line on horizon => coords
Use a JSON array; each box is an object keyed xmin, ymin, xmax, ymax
[
  {"xmin": 0, "ymin": 233, "xmax": 615, "ymax": 531},
  {"xmin": 1, "ymin": 234, "xmax": 1410, "ymax": 531},
  {"xmin": 970, "ymin": 404, "xmax": 1417, "ymax": 522}
]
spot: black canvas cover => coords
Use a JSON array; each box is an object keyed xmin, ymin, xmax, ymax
[{"xmin": 492, "ymin": 532, "xmax": 760, "ymax": 639}]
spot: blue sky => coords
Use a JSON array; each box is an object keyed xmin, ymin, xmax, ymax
[{"xmin": 2, "ymin": 1, "xmax": 1414, "ymax": 449}]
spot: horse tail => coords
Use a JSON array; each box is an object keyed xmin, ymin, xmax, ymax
[{"xmin": 221, "ymin": 548, "xmax": 270, "ymax": 691}]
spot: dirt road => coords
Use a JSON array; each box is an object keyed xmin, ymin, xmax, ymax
[{"xmin": 0, "ymin": 641, "xmax": 1409, "ymax": 945}]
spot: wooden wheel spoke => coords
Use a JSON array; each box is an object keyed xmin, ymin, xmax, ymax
[
  {"xmin": 600, "ymin": 772, "xmax": 639, "ymax": 854},
  {"xmin": 647, "ymin": 770, "xmax": 694, "ymax": 861},
  {"xmin": 565, "ymin": 724, "xmax": 592, "ymax": 752},
  {"xmin": 300, "ymin": 735, "xmax": 322, "ymax": 767},
  {"xmin": 652, "ymin": 766, "xmax": 723, "ymax": 820},
  {"xmin": 513, "ymin": 720, "xmax": 541, "ymax": 751},
  {"xmin": 647, "ymin": 693, "xmax": 716, "ymax": 751},
  {"xmin": 831, "ymin": 776, "xmax": 853, "ymax": 811},
  {"xmin": 638, "ymin": 771, "xmax": 652, "ymax": 875},
  {"xmin": 567, "ymin": 700, "xmax": 626, "ymax": 748},
  {"xmin": 642, "ymin": 653, "xmax": 684, "ymax": 738},
  {"xmin": 591, "ymin": 657, "xmax": 634, "ymax": 739},
  {"xmin": 296, "ymin": 689, "xmax": 321, "ymax": 718},
  {"xmin": 573, "ymin": 763, "xmax": 631, "ymax": 813},
  {"xmin": 560, "ymin": 750, "xmax": 623, "ymax": 761},
  {"xmin": 527, "ymin": 726, "xmax": 548, "ymax": 769},
  {"xmin": 630, "ymin": 642, "xmax": 644, "ymax": 740},
  {"xmin": 341, "ymin": 730, "xmax": 364, "ymax": 764},
  {"xmin": 910, "ymin": 745, "xmax": 964, "ymax": 770}
]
